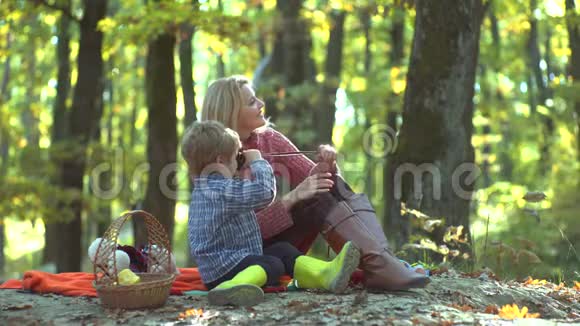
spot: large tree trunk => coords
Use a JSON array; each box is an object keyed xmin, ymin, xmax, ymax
[
  {"xmin": 45, "ymin": 0, "xmax": 72, "ymax": 266},
  {"xmin": 316, "ymin": 10, "xmax": 345, "ymax": 145},
  {"xmin": 566, "ymin": 0, "xmax": 580, "ymax": 162},
  {"xmin": 385, "ymin": 0, "xmax": 485, "ymax": 258},
  {"xmin": 56, "ymin": 0, "xmax": 107, "ymax": 272},
  {"xmin": 139, "ymin": 32, "xmax": 177, "ymax": 248}
]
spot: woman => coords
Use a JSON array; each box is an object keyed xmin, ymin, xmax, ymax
[{"xmin": 200, "ymin": 75, "xmax": 429, "ymax": 291}]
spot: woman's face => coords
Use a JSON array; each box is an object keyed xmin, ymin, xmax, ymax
[{"xmin": 237, "ymin": 84, "xmax": 266, "ymax": 133}]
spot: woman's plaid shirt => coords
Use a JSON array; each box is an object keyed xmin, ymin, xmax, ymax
[{"xmin": 188, "ymin": 160, "xmax": 276, "ymax": 284}]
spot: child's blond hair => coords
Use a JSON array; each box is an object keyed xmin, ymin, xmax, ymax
[{"xmin": 181, "ymin": 121, "xmax": 241, "ymax": 177}]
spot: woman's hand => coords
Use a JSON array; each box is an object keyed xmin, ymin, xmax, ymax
[{"xmin": 281, "ymin": 173, "xmax": 334, "ymax": 209}]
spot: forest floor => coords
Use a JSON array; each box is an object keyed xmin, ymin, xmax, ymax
[{"xmin": 1, "ymin": 269, "xmax": 579, "ymax": 325}]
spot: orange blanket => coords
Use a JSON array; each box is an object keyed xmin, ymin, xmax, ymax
[
  {"xmin": 0, "ymin": 268, "xmax": 207, "ymax": 297},
  {"xmin": 1, "ymin": 269, "xmax": 363, "ymax": 297}
]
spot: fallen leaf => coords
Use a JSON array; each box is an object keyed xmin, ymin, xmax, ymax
[
  {"xmin": 523, "ymin": 276, "xmax": 547, "ymax": 286},
  {"xmin": 3, "ymin": 304, "xmax": 33, "ymax": 311},
  {"xmin": 178, "ymin": 308, "xmax": 203, "ymax": 319},
  {"xmin": 484, "ymin": 304, "xmax": 499, "ymax": 314},
  {"xmin": 568, "ymin": 311, "xmax": 580, "ymax": 319},
  {"xmin": 498, "ymin": 304, "xmax": 541, "ymax": 319},
  {"xmin": 574, "ymin": 281, "xmax": 580, "ymax": 291},
  {"xmin": 554, "ymin": 283, "xmax": 565, "ymax": 291},
  {"xmin": 450, "ymin": 304, "xmax": 473, "ymax": 312},
  {"xmin": 431, "ymin": 311, "xmax": 441, "ymax": 318}
]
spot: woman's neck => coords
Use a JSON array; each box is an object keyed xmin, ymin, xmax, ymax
[{"xmin": 237, "ymin": 128, "xmax": 252, "ymax": 142}]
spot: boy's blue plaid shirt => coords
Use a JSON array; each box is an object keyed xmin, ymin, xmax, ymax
[{"xmin": 188, "ymin": 160, "xmax": 276, "ymax": 284}]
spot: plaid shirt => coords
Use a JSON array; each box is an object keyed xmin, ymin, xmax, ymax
[{"xmin": 188, "ymin": 160, "xmax": 276, "ymax": 284}]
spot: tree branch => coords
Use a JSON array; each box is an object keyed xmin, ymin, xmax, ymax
[{"xmin": 38, "ymin": 0, "xmax": 80, "ymax": 23}]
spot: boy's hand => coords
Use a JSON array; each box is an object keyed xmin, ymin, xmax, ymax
[{"xmin": 243, "ymin": 149, "xmax": 262, "ymax": 163}]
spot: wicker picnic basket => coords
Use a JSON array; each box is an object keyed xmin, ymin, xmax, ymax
[{"xmin": 93, "ymin": 210, "xmax": 175, "ymax": 309}]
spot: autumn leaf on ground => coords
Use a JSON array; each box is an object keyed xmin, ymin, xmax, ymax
[
  {"xmin": 484, "ymin": 305, "xmax": 499, "ymax": 314},
  {"xmin": 3, "ymin": 304, "xmax": 33, "ymax": 311},
  {"xmin": 523, "ymin": 276, "xmax": 547, "ymax": 286},
  {"xmin": 498, "ymin": 304, "xmax": 540, "ymax": 320},
  {"xmin": 574, "ymin": 281, "xmax": 580, "ymax": 291},
  {"xmin": 554, "ymin": 282, "xmax": 566, "ymax": 291},
  {"xmin": 450, "ymin": 304, "xmax": 473, "ymax": 312},
  {"xmin": 178, "ymin": 308, "xmax": 203, "ymax": 319}
]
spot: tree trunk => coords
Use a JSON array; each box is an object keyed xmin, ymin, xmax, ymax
[
  {"xmin": 385, "ymin": 0, "xmax": 485, "ymax": 258},
  {"xmin": 216, "ymin": 0, "xmax": 226, "ymax": 79},
  {"xmin": 260, "ymin": 0, "xmax": 317, "ymax": 147},
  {"xmin": 0, "ymin": 133, "xmax": 7, "ymax": 275},
  {"xmin": 95, "ymin": 57, "xmax": 114, "ymax": 237},
  {"xmin": 383, "ymin": 3, "xmax": 407, "ymax": 247},
  {"xmin": 317, "ymin": 10, "xmax": 345, "ymax": 145},
  {"xmin": 566, "ymin": 0, "xmax": 580, "ymax": 162},
  {"xmin": 140, "ymin": 32, "xmax": 177, "ymax": 248},
  {"xmin": 56, "ymin": 0, "xmax": 107, "ymax": 272},
  {"xmin": 45, "ymin": 0, "xmax": 71, "ymax": 265},
  {"xmin": 527, "ymin": 0, "xmax": 554, "ymax": 176},
  {"xmin": 0, "ymin": 28, "xmax": 11, "ymax": 276},
  {"xmin": 179, "ymin": 23, "xmax": 197, "ymax": 128},
  {"xmin": 257, "ymin": 3, "xmax": 267, "ymax": 59},
  {"xmin": 361, "ymin": 7, "xmax": 374, "ymax": 197},
  {"xmin": 179, "ymin": 12, "xmax": 197, "ymax": 267},
  {"xmin": 21, "ymin": 23, "xmax": 40, "ymax": 148}
]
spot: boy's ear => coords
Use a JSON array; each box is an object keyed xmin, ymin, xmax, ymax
[{"xmin": 216, "ymin": 155, "xmax": 225, "ymax": 164}]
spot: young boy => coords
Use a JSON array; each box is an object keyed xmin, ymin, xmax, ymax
[{"xmin": 181, "ymin": 121, "xmax": 360, "ymax": 306}]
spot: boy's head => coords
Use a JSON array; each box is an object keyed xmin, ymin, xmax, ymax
[{"xmin": 181, "ymin": 121, "xmax": 241, "ymax": 177}]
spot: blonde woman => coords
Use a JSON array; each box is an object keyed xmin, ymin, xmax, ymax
[{"xmin": 199, "ymin": 75, "xmax": 429, "ymax": 291}]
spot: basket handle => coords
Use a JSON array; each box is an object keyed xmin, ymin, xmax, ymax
[{"xmin": 93, "ymin": 210, "xmax": 173, "ymax": 285}]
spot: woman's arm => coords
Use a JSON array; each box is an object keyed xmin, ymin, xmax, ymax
[{"xmin": 252, "ymin": 129, "xmax": 318, "ymax": 239}]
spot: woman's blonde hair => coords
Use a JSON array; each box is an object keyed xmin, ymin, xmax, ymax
[
  {"xmin": 201, "ymin": 75, "xmax": 251, "ymax": 131},
  {"xmin": 181, "ymin": 120, "xmax": 240, "ymax": 177}
]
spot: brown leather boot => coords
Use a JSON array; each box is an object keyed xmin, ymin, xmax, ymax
[{"xmin": 321, "ymin": 177, "xmax": 430, "ymax": 291}]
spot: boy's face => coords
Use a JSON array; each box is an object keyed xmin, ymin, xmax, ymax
[{"xmin": 225, "ymin": 148, "xmax": 238, "ymax": 177}]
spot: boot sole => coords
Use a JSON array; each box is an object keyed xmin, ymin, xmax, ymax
[
  {"xmin": 329, "ymin": 243, "xmax": 361, "ymax": 293},
  {"xmin": 208, "ymin": 284, "xmax": 264, "ymax": 306}
]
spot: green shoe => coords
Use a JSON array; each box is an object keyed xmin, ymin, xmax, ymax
[
  {"xmin": 207, "ymin": 265, "xmax": 267, "ymax": 306},
  {"xmin": 294, "ymin": 241, "xmax": 360, "ymax": 293}
]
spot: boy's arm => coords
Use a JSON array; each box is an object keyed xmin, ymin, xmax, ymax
[{"xmin": 222, "ymin": 160, "xmax": 276, "ymax": 211}]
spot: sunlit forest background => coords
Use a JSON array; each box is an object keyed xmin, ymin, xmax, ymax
[{"xmin": 0, "ymin": 0, "xmax": 579, "ymax": 284}]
